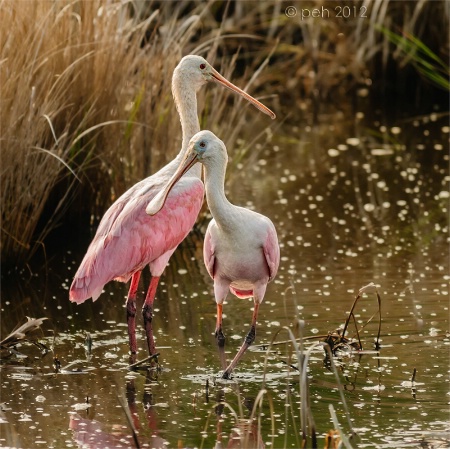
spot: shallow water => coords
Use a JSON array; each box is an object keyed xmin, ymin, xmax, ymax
[{"xmin": 1, "ymin": 108, "xmax": 449, "ymax": 448}]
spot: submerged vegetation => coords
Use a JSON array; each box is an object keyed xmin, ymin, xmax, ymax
[{"xmin": 1, "ymin": 0, "xmax": 448, "ymax": 267}]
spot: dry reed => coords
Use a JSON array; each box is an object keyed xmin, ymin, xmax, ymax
[{"xmin": 1, "ymin": 0, "xmax": 168, "ymax": 263}]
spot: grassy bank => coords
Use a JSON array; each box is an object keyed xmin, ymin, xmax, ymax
[{"xmin": 1, "ymin": 0, "xmax": 447, "ymax": 267}]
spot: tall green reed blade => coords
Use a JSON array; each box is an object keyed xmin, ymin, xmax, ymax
[{"xmin": 377, "ymin": 25, "xmax": 450, "ymax": 91}]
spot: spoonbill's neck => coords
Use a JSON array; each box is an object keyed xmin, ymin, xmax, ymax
[
  {"xmin": 204, "ymin": 158, "xmax": 236, "ymax": 231},
  {"xmin": 172, "ymin": 79, "xmax": 202, "ymax": 178}
]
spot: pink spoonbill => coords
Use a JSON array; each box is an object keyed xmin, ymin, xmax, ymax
[
  {"xmin": 147, "ymin": 130, "xmax": 280, "ymax": 378},
  {"xmin": 69, "ymin": 55, "xmax": 275, "ymax": 360}
]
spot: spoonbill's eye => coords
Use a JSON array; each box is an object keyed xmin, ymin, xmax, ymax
[
  {"xmin": 199, "ymin": 141, "xmax": 206, "ymax": 148},
  {"xmin": 199, "ymin": 63, "xmax": 206, "ymax": 70}
]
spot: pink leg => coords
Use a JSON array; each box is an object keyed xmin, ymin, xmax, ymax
[
  {"xmin": 127, "ymin": 271, "xmax": 141, "ymax": 355},
  {"xmin": 142, "ymin": 276, "xmax": 160, "ymax": 357},
  {"xmin": 222, "ymin": 302, "xmax": 260, "ymax": 379}
]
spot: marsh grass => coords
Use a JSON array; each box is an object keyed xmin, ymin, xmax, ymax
[
  {"xmin": 254, "ymin": 283, "xmax": 383, "ymax": 357},
  {"xmin": 2, "ymin": 0, "xmax": 446, "ymax": 266},
  {"xmin": 1, "ymin": 0, "xmax": 168, "ymax": 263},
  {"xmin": 193, "ymin": 322, "xmax": 357, "ymax": 448}
]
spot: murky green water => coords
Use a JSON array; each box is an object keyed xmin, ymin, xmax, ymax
[{"xmin": 1, "ymin": 108, "xmax": 449, "ymax": 448}]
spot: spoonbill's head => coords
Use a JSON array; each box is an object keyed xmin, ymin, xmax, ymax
[
  {"xmin": 174, "ymin": 55, "xmax": 212, "ymax": 89},
  {"xmin": 174, "ymin": 55, "xmax": 276, "ymax": 120},
  {"xmin": 146, "ymin": 130, "xmax": 226, "ymax": 216},
  {"xmin": 188, "ymin": 130, "xmax": 227, "ymax": 166}
]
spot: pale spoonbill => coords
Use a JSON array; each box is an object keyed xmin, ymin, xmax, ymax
[{"xmin": 147, "ymin": 130, "xmax": 280, "ymax": 378}]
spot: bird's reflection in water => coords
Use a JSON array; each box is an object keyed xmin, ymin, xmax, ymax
[
  {"xmin": 69, "ymin": 412, "xmax": 136, "ymax": 448},
  {"xmin": 213, "ymin": 388, "xmax": 265, "ymax": 449},
  {"xmin": 69, "ymin": 373, "xmax": 263, "ymax": 449},
  {"xmin": 69, "ymin": 373, "xmax": 167, "ymax": 449}
]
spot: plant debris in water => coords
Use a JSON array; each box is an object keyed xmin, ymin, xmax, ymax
[
  {"xmin": 324, "ymin": 282, "xmax": 382, "ymax": 355},
  {"xmin": 128, "ymin": 353, "xmax": 160, "ymax": 371},
  {"xmin": 0, "ymin": 316, "xmax": 48, "ymax": 359}
]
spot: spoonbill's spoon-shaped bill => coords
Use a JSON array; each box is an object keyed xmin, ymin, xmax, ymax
[
  {"xmin": 146, "ymin": 149, "xmax": 199, "ymax": 216},
  {"xmin": 209, "ymin": 67, "xmax": 276, "ymax": 120}
]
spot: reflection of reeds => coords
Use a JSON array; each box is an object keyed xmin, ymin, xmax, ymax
[{"xmin": 2, "ymin": 0, "xmax": 446, "ymax": 267}]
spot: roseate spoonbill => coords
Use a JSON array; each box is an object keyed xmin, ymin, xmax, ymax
[
  {"xmin": 147, "ymin": 130, "xmax": 280, "ymax": 378},
  {"xmin": 69, "ymin": 55, "xmax": 275, "ymax": 360}
]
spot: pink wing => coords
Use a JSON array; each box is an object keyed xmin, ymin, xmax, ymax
[
  {"xmin": 203, "ymin": 224, "xmax": 215, "ymax": 280},
  {"xmin": 70, "ymin": 176, "xmax": 204, "ymax": 303},
  {"xmin": 263, "ymin": 223, "xmax": 280, "ymax": 281}
]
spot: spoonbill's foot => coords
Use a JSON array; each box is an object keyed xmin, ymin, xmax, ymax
[
  {"xmin": 222, "ymin": 370, "xmax": 232, "ymax": 380},
  {"xmin": 215, "ymin": 328, "xmax": 226, "ymax": 347}
]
